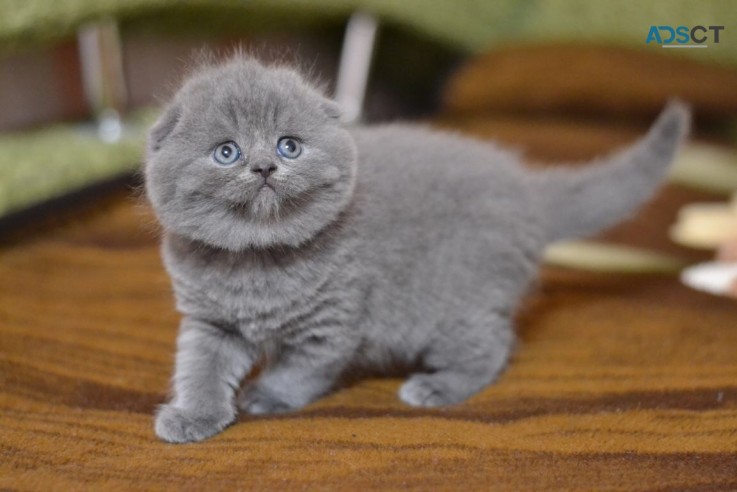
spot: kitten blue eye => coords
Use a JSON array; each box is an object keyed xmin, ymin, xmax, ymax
[
  {"xmin": 213, "ymin": 141, "xmax": 241, "ymax": 166},
  {"xmin": 276, "ymin": 137, "xmax": 302, "ymax": 159}
]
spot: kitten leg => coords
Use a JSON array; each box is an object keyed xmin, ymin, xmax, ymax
[
  {"xmin": 239, "ymin": 333, "xmax": 355, "ymax": 415},
  {"xmin": 399, "ymin": 314, "xmax": 513, "ymax": 407},
  {"xmin": 155, "ymin": 318, "xmax": 253, "ymax": 443}
]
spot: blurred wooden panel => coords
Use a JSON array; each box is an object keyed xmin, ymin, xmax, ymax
[{"xmin": 442, "ymin": 44, "xmax": 737, "ymax": 122}]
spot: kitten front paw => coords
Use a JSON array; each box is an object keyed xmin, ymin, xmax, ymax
[
  {"xmin": 154, "ymin": 404, "xmax": 234, "ymax": 443},
  {"xmin": 399, "ymin": 374, "xmax": 461, "ymax": 407},
  {"xmin": 238, "ymin": 388, "xmax": 296, "ymax": 415}
]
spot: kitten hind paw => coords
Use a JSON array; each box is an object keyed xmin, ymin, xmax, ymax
[
  {"xmin": 399, "ymin": 374, "xmax": 466, "ymax": 407},
  {"xmin": 154, "ymin": 404, "xmax": 234, "ymax": 443},
  {"xmin": 238, "ymin": 389, "xmax": 296, "ymax": 415}
]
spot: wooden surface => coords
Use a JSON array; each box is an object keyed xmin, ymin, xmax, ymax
[
  {"xmin": 441, "ymin": 44, "xmax": 737, "ymax": 121},
  {"xmin": 2, "ymin": 122, "xmax": 737, "ymax": 490}
]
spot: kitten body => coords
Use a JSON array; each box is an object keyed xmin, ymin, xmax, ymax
[{"xmin": 146, "ymin": 57, "xmax": 688, "ymax": 443}]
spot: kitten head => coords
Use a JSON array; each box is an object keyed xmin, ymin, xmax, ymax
[{"xmin": 144, "ymin": 56, "xmax": 357, "ymax": 250}]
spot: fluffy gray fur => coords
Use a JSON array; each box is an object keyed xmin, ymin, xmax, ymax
[{"xmin": 145, "ymin": 56, "xmax": 689, "ymax": 443}]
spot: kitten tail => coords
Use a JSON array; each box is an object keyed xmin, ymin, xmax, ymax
[{"xmin": 534, "ymin": 101, "xmax": 691, "ymax": 243}]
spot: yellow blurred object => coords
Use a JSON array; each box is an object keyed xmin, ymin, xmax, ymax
[
  {"xmin": 544, "ymin": 241, "xmax": 684, "ymax": 273},
  {"xmin": 670, "ymin": 193, "xmax": 737, "ymax": 249}
]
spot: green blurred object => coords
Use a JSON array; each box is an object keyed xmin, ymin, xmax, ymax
[
  {"xmin": 669, "ymin": 143, "xmax": 737, "ymax": 195},
  {"xmin": 2, "ymin": 0, "xmax": 736, "ymax": 64},
  {"xmin": 0, "ymin": 111, "xmax": 154, "ymax": 218},
  {"xmin": 544, "ymin": 241, "xmax": 685, "ymax": 274}
]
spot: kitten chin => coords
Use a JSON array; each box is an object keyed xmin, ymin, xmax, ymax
[{"xmin": 241, "ymin": 184, "xmax": 282, "ymax": 220}]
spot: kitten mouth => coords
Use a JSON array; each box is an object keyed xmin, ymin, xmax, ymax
[{"xmin": 258, "ymin": 181, "xmax": 276, "ymax": 192}]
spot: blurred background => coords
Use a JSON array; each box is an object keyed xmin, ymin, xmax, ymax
[
  {"xmin": 3, "ymin": 4, "xmax": 737, "ymax": 485},
  {"xmin": 1, "ymin": 0, "xmax": 737, "ymax": 275}
]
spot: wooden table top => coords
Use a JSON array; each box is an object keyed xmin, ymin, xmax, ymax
[{"xmin": 2, "ymin": 120, "xmax": 736, "ymax": 490}]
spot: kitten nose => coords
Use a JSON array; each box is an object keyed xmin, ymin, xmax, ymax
[{"xmin": 251, "ymin": 161, "xmax": 277, "ymax": 178}]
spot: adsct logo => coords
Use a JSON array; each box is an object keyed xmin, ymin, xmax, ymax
[{"xmin": 646, "ymin": 25, "xmax": 724, "ymax": 48}]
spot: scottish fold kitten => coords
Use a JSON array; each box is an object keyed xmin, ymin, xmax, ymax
[{"xmin": 145, "ymin": 56, "xmax": 689, "ymax": 443}]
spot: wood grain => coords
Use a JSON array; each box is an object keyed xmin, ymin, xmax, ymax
[
  {"xmin": 441, "ymin": 44, "xmax": 737, "ymax": 122},
  {"xmin": 2, "ymin": 125, "xmax": 737, "ymax": 490}
]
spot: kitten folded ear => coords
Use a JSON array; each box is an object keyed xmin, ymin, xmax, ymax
[
  {"xmin": 322, "ymin": 99, "xmax": 342, "ymax": 120},
  {"xmin": 147, "ymin": 103, "xmax": 182, "ymax": 155}
]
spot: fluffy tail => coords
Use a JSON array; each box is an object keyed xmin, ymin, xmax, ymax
[{"xmin": 534, "ymin": 101, "xmax": 690, "ymax": 243}]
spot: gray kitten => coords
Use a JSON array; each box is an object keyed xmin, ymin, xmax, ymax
[{"xmin": 145, "ymin": 56, "xmax": 689, "ymax": 443}]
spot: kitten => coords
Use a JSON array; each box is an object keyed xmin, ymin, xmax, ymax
[{"xmin": 145, "ymin": 56, "xmax": 689, "ymax": 443}]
